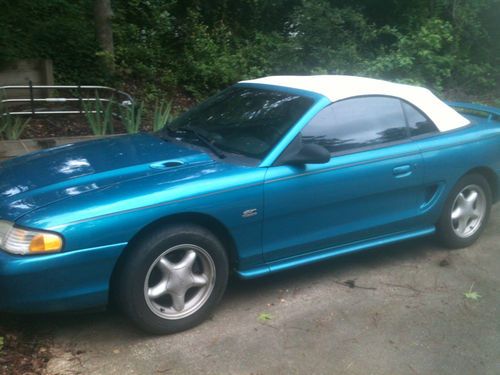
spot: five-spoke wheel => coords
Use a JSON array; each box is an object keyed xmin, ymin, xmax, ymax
[
  {"xmin": 118, "ymin": 224, "xmax": 228, "ymax": 334},
  {"xmin": 437, "ymin": 174, "xmax": 492, "ymax": 248},
  {"xmin": 145, "ymin": 245, "xmax": 215, "ymax": 320},
  {"xmin": 450, "ymin": 185, "xmax": 487, "ymax": 238}
]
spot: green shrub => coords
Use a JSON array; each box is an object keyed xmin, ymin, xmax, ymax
[
  {"xmin": 176, "ymin": 10, "xmax": 249, "ymax": 97},
  {"xmin": 0, "ymin": 0, "xmax": 498, "ymax": 102}
]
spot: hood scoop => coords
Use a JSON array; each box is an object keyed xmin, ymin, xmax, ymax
[
  {"xmin": 149, "ymin": 160, "xmax": 185, "ymax": 170},
  {"xmin": 148, "ymin": 153, "xmax": 214, "ymax": 170}
]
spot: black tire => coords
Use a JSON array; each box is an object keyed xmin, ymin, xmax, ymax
[
  {"xmin": 117, "ymin": 224, "xmax": 229, "ymax": 334},
  {"xmin": 436, "ymin": 174, "xmax": 492, "ymax": 249}
]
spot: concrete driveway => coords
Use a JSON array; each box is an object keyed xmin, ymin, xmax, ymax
[{"xmin": 34, "ymin": 205, "xmax": 500, "ymax": 374}]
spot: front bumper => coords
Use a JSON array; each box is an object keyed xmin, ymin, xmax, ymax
[{"xmin": 0, "ymin": 243, "xmax": 126, "ymax": 313}]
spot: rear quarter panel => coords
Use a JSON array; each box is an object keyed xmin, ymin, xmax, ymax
[{"xmin": 416, "ymin": 121, "xmax": 500, "ymax": 225}]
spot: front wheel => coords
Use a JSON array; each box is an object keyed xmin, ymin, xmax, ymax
[
  {"xmin": 437, "ymin": 174, "xmax": 492, "ymax": 249},
  {"xmin": 118, "ymin": 224, "xmax": 229, "ymax": 334}
]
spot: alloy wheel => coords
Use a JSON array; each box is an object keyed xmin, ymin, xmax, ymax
[
  {"xmin": 144, "ymin": 244, "xmax": 216, "ymax": 320},
  {"xmin": 450, "ymin": 184, "xmax": 486, "ymax": 238}
]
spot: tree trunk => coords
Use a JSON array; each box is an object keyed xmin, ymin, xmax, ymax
[{"xmin": 94, "ymin": 0, "xmax": 114, "ymax": 74}]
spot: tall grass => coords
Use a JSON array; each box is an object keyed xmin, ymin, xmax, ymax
[
  {"xmin": 82, "ymin": 94, "xmax": 114, "ymax": 135},
  {"xmin": 0, "ymin": 97, "xmax": 30, "ymax": 140},
  {"xmin": 152, "ymin": 100, "xmax": 173, "ymax": 131},
  {"xmin": 1, "ymin": 116, "xmax": 30, "ymax": 140},
  {"xmin": 120, "ymin": 101, "xmax": 144, "ymax": 134}
]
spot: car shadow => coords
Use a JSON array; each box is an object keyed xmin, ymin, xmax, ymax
[
  {"xmin": 226, "ymin": 236, "xmax": 439, "ymax": 297},
  {"xmin": 0, "ymin": 236, "xmax": 443, "ymax": 338}
]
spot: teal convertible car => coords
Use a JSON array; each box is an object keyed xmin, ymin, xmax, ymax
[{"xmin": 1, "ymin": 75, "xmax": 499, "ymax": 333}]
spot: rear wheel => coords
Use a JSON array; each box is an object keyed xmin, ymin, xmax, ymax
[
  {"xmin": 118, "ymin": 224, "xmax": 229, "ymax": 334},
  {"xmin": 437, "ymin": 174, "xmax": 492, "ymax": 249}
]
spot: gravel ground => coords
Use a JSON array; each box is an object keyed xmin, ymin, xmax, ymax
[{"xmin": 2, "ymin": 206, "xmax": 499, "ymax": 375}]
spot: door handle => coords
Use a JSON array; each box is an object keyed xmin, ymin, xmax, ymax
[{"xmin": 393, "ymin": 164, "xmax": 413, "ymax": 177}]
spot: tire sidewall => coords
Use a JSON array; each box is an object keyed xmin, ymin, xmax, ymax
[
  {"xmin": 437, "ymin": 174, "xmax": 492, "ymax": 248},
  {"xmin": 120, "ymin": 225, "xmax": 229, "ymax": 334}
]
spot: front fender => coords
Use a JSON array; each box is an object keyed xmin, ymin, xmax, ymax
[{"xmin": 17, "ymin": 166, "xmax": 267, "ymax": 271}]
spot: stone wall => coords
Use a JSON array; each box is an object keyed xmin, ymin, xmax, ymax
[{"xmin": 0, "ymin": 59, "xmax": 54, "ymax": 99}]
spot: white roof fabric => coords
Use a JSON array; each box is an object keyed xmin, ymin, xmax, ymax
[{"xmin": 241, "ymin": 75, "xmax": 470, "ymax": 132}]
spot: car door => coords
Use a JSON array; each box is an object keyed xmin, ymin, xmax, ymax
[{"xmin": 263, "ymin": 96, "xmax": 425, "ymax": 262}]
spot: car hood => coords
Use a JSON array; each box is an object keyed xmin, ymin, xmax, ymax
[{"xmin": 0, "ymin": 133, "xmax": 214, "ymax": 221}]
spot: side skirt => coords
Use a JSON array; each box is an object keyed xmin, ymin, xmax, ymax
[{"xmin": 236, "ymin": 227, "xmax": 436, "ymax": 279}]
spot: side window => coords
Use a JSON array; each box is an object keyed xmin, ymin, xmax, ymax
[
  {"xmin": 302, "ymin": 96, "xmax": 408, "ymax": 154},
  {"xmin": 402, "ymin": 102, "xmax": 438, "ymax": 137}
]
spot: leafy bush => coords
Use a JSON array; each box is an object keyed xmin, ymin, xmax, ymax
[
  {"xmin": 174, "ymin": 10, "xmax": 249, "ymax": 97},
  {"xmin": 364, "ymin": 18, "xmax": 455, "ymax": 91},
  {"xmin": 0, "ymin": 0, "xmax": 498, "ymax": 104},
  {"xmin": 280, "ymin": 2, "xmax": 381, "ymax": 74},
  {"xmin": 0, "ymin": 1, "xmax": 106, "ymax": 84}
]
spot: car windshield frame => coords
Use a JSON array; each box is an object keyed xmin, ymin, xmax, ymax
[{"xmin": 158, "ymin": 85, "xmax": 316, "ymax": 163}]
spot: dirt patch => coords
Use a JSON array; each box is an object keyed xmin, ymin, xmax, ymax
[
  {"xmin": 23, "ymin": 115, "xmax": 127, "ymax": 139},
  {"xmin": 0, "ymin": 316, "xmax": 53, "ymax": 375},
  {"xmin": 17, "ymin": 90, "xmax": 197, "ymax": 140}
]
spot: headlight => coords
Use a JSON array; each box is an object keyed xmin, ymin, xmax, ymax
[{"xmin": 0, "ymin": 220, "xmax": 63, "ymax": 255}]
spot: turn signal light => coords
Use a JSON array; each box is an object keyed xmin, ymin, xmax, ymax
[{"xmin": 29, "ymin": 233, "xmax": 63, "ymax": 253}]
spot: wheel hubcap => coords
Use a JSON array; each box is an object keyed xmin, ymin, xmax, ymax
[
  {"xmin": 144, "ymin": 244, "xmax": 216, "ymax": 320},
  {"xmin": 451, "ymin": 184, "xmax": 486, "ymax": 238}
]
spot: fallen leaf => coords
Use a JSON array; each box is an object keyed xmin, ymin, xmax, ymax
[
  {"xmin": 258, "ymin": 313, "xmax": 273, "ymax": 322},
  {"xmin": 464, "ymin": 291, "xmax": 481, "ymax": 300},
  {"xmin": 464, "ymin": 283, "xmax": 481, "ymax": 301}
]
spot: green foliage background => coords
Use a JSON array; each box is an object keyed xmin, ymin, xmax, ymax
[{"xmin": 0, "ymin": 0, "xmax": 498, "ymax": 101}]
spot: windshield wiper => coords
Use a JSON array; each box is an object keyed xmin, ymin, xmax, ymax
[{"xmin": 168, "ymin": 126, "xmax": 226, "ymax": 159}]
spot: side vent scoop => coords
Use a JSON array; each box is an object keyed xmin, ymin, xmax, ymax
[
  {"xmin": 420, "ymin": 184, "xmax": 440, "ymax": 209},
  {"xmin": 149, "ymin": 160, "xmax": 185, "ymax": 170}
]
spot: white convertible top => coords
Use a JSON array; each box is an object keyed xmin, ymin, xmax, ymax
[{"xmin": 241, "ymin": 75, "xmax": 470, "ymax": 132}]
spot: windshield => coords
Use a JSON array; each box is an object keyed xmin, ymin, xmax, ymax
[{"xmin": 161, "ymin": 86, "xmax": 314, "ymax": 159}]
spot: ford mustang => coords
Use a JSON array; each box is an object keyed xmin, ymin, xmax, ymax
[{"xmin": 1, "ymin": 75, "xmax": 499, "ymax": 334}]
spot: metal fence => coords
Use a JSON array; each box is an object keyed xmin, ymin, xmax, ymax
[{"xmin": 0, "ymin": 81, "xmax": 133, "ymax": 116}]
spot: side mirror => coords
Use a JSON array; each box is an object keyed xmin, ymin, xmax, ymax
[{"xmin": 277, "ymin": 142, "xmax": 330, "ymax": 166}]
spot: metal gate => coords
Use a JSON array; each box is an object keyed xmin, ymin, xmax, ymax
[{"xmin": 0, "ymin": 81, "xmax": 133, "ymax": 116}]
